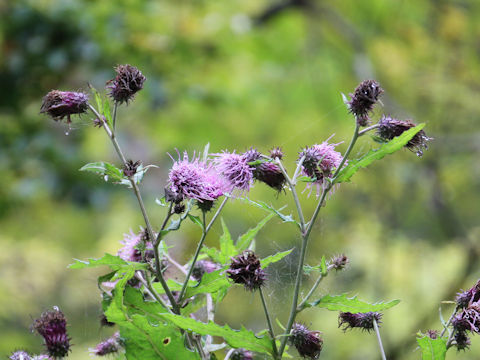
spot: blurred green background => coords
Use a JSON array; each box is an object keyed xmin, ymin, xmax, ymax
[{"xmin": 1, "ymin": 0, "xmax": 479, "ymax": 358}]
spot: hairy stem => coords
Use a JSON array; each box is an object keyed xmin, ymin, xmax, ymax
[
  {"xmin": 373, "ymin": 319, "xmax": 387, "ymax": 360},
  {"xmin": 178, "ymin": 197, "xmax": 228, "ymax": 303},
  {"xmin": 259, "ymin": 288, "xmax": 279, "ymax": 359},
  {"xmin": 89, "ymin": 104, "xmax": 179, "ymax": 313}
]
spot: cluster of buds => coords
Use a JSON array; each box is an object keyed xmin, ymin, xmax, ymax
[
  {"xmin": 226, "ymin": 251, "xmax": 266, "ymax": 291},
  {"xmin": 338, "ymin": 311, "xmax": 382, "ymax": 332},
  {"xmin": 289, "ymin": 323, "xmax": 323, "ymax": 359},
  {"xmin": 32, "ymin": 307, "xmax": 71, "ymax": 358}
]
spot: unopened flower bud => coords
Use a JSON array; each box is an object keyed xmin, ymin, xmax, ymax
[
  {"xmin": 227, "ymin": 251, "xmax": 266, "ymax": 291},
  {"xmin": 269, "ymin": 146, "xmax": 284, "ymax": 160},
  {"xmin": 242, "ymin": 148, "xmax": 285, "ymax": 191},
  {"xmin": 40, "ymin": 90, "xmax": 88, "ymax": 122},
  {"xmin": 123, "ymin": 160, "xmax": 141, "ymax": 177},
  {"xmin": 289, "ymin": 323, "xmax": 323, "ymax": 359},
  {"xmin": 107, "ymin": 64, "xmax": 146, "ymax": 104},
  {"xmin": 330, "ymin": 254, "xmax": 349, "ymax": 271},
  {"xmin": 338, "ymin": 311, "xmax": 382, "ymax": 332},
  {"xmin": 426, "ymin": 329, "xmax": 438, "ymax": 339},
  {"xmin": 32, "ymin": 307, "xmax": 71, "ymax": 358},
  {"xmin": 454, "ymin": 331, "xmax": 471, "ymax": 351},
  {"xmin": 174, "ymin": 203, "xmax": 186, "ymax": 214}
]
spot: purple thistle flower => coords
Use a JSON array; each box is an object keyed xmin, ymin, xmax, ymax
[
  {"xmin": 347, "ymin": 79, "xmax": 383, "ymax": 126},
  {"xmin": 289, "ymin": 323, "xmax": 323, "ymax": 359},
  {"xmin": 32, "ymin": 307, "xmax": 71, "ymax": 359},
  {"xmin": 40, "ymin": 90, "xmax": 88, "ymax": 123},
  {"xmin": 106, "ymin": 64, "xmax": 146, "ymax": 104},
  {"xmin": 226, "ymin": 251, "xmax": 266, "ymax": 291},
  {"xmin": 214, "ymin": 151, "xmax": 253, "ymax": 192},
  {"xmin": 118, "ymin": 229, "xmax": 153, "ymax": 263},
  {"xmin": 329, "ymin": 254, "xmax": 349, "ymax": 271},
  {"xmin": 454, "ymin": 331, "xmax": 471, "ymax": 351},
  {"xmin": 9, "ymin": 351, "xmax": 31, "ymax": 360},
  {"xmin": 426, "ymin": 329, "xmax": 439, "ymax": 339},
  {"xmin": 89, "ymin": 332, "xmax": 122, "ymax": 356},
  {"xmin": 298, "ymin": 138, "xmax": 345, "ymax": 197},
  {"xmin": 192, "ymin": 260, "xmax": 221, "ymax": 281},
  {"xmin": 338, "ymin": 311, "xmax": 382, "ymax": 332},
  {"xmin": 230, "ymin": 348, "xmax": 254, "ymax": 360},
  {"xmin": 168, "ymin": 151, "xmax": 226, "ymax": 203},
  {"xmin": 376, "ymin": 116, "xmax": 432, "ymax": 157},
  {"xmin": 455, "ymin": 280, "xmax": 480, "ymax": 308},
  {"xmin": 269, "ymin": 146, "xmax": 284, "ymax": 160}
]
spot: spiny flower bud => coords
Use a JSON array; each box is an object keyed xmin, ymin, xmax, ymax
[
  {"xmin": 9, "ymin": 351, "xmax": 31, "ymax": 360},
  {"xmin": 106, "ymin": 64, "xmax": 146, "ymax": 104},
  {"xmin": 32, "ymin": 307, "xmax": 71, "ymax": 358},
  {"xmin": 376, "ymin": 116, "xmax": 432, "ymax": 157},
  {"xmin": 40, "ymin": 90, "xmax": 88, "ymax": 122},
  {"xmin": 455, "ymin": 280, "xmax": 480, "ymax": 308},
  {"xmin": 89, "ymin": 332, "xmax": 122, "ymax": 356},
  {"xmin": 242, "ymin": 148, "xmax": 285, "ymax": 191},
  {"xmin": 192, "ymin": 260, "xmax": 221, "ymax": 281},
  {"xmin": 227, "ymin": 251, "xmax": 266, "ymax": 291},
  {"xmin": 338, "ymin": 311, "xmax": 382, "ymax": 332},
  {"xmin": 454, "ymin": 331, "xmax": 471, "ymax": 351},
  {"xmin": 347, "ymin": 79, "xmax": 383, "ymax": 126},
  {"xmin": 289, "ymin": 323, "xmax": 323, "ymax": 359},
  {"xmin": 230, "ymin": 348, "xmax": 254, "ymax": 360},
  {"xmin": 269, "ymin": 146, "xmax": 284, "ymax": 160},
  {"xmin": 329, "ymin": 254, "xmax": 349, "ymax": 271},
  {"xmin": 123, "ymin": 160, "xmax": 141, "ymax": 177}
]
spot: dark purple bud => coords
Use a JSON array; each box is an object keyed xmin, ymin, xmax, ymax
[
  {"xmin": 192, "ymin": 260, "xmax": 221, "ymax": 281},
  {"xmin": 289, "ymin": 323, "xmax": 323, "ymax": 359},
  {"xmin": 451, "ymin": 313, "xmax": 471, "ymax": 332},
  {"xmin": 9, "ymin": 351, "xmax": 31, "ymax": 360},
  {"xmin": 338, "ymin": 311, "xmax": 382, "ymax": 332},
  {"xmin": 174, "ymin": 203, "xmax": 186, "ymax": 214},
  {"xmin": 164, "ymin": 187, "xmax": 184, "ymax": 204},
  {"xmin": 426, "ymin": 329, "xmax": 439, "ymax": 339},
  {"xmin": 40, "ymin": 90, "xmax": 88, "ymax": 122},
  {"xmin": 123, "ymin": 160, "xmax": 141, "ymax": 177},
  {"xmin": 100, "ymin": 314, "xmax": 115, "ymax": 327},
  {"xmin": 106, "ymin": 64, "xmax": 146, "ymax": 104},
  {"xmin": 269, "ymin": 146, "xmax": 284, "ymax": 160},
  {"xmin": 242, "ymin": 148, "xmax": 262, "ymax": 163},
  {"xmin": 230, "ymin": 348, "xmax": 254, "ymax": 360},
  {"xmin": 227, "ymin": 251, "xmax": 266, "ymax": 291},
  {"xmin": 376, "ymin": 116, "xmax": 432, "ymax": 157},
  {"xmin": 454, "ymin": 331, "xmax": 471, "ymax": 351},
  {"xmin": 329, "ymin": 254, "xmax": 349, "ymax": 271},
  {"xmin": 253, "ymin": 162, "xmax": 286, "ymax": 192},
  {"xmin": 89, "ymin": 332, "xmax": 122, "ymax": 356},
  {"xmin": 347, "ymin": 79, "xmax": 383, "ymax": 126},
  {"xmin": 32, "ymin": 307, "xmax": 71, "ymax": 358},
  {"xmin": 197, "ymin": 199, "xmax": 215, "ymax": 212}
]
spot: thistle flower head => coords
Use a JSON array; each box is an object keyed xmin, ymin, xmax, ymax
[
  {"xmin": 107, "ymin": 64, "xmax": 146, "ymax": 104},
  {"xmin": 289, "ymin": 323, "xmax": 323, "ymax": 359},
  {"xmin": 32, "ymin": 307, "xmax": 71, "ymax": 358},
  {"xmin": 192, "ymin": 260, "xmax": 221, "ymax": 281},
  {"xmin": 214, "ymin": 151, "xmax": 253, "ymax": 192},
  {"xmin": 347, "ymin": 79, "xmax": 383, "ymax": 126},
  {"xmin": 270, "ymin": 146, "xmax": 284, "ymax": 160},
  {"xmin": 89, "ymin": 332, "xmax": 122, "ymax": 356},
  {"xmin": 118, "ymin": 229, "xmax": 154, "ymax": 263},
  {"xmin": 230, "ymin": 348, "xmax": 254, "ymax": 360},
  {"xmin": 454, "ymin": 331, "xmax": 471, "ymax": 351},
  {"xmin": 329, "ymin": 254, "xmax": 349, "ymax": 271},
  {"xmin": 338, "ymin": 311, "xmax": 382, "ymax": 332},
  {"xmin": 455, "ymin": 280, "xmax": 480, "ymax": 308},
  {"xmin": 168, "ymin": 151, "xmax": 225, "ymax": 203},
  {"xmin": 9, "ymin": 351, "xmax": 31, "ymax": 360},
  {"xmin": 226, "ymin": 251, "xmax": 266, "ymax": 291},
  {"xmin": 298, "ymin": 138, "xmax": 344, "ymax": 197},
  {"xmin": 40, "ymin": 90, "xmax": 88, "ymax": 122},
  {"xmin": 253, "ymin": 162, "xmax": 286, "ymax": 192},
  {"xmin": 426, "ymin": 329, "xmax": 439, "ymax": 339},
  {"xmin": 377, "ymin": 116, "xmax": 432, "ymax": 157}
]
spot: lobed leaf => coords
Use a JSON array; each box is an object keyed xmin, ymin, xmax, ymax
[
  {"xmin": 416, "ymin": 334, "xmax": 447, "ymax": 360},
  {"xmin": 69, "ymin": 253, "xmax": 147, "ymax": 271},
  {"xmin": 336, "ymin": 124, "xmax": 426, "ymax": 183},
  {"xmin": 260, "ymin": 249, "xmax": 293, "ymax": 268},
  {"xmin": 309, "ymin": 294, "xmax": 400, "ymax": 313},
  {"xmin": 236, "ymin": 213, "xmax": 274, "ymax": 252}
]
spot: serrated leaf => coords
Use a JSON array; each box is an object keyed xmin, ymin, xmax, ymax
[
  {"xmin": 159, "ymin": 314, "xmax": 274, "ymax": 355},
  {"xmin": 236, "ymin": 213, "xmax": 274, "ymax": 252},
  {"xmin": 89, "ymin": 84, "xmax": 103, "ymax": 114},
  {"xmin": 336, "ymin": 124, "xmax": 426, "ymax": 183},
  {"xmin": 416, "ymin": 335, "xmax": 447, "ymax": 360},
  {"xmin": 69, "ymin": 253, "xmax": 147, "ymax": 271},
  {"xmin": 260, "ymin": 249, "xmax": 293, "ymax": 268},
  {"xmin": 309, "ymin": 294, "xmax": 400, "ymax": 313},
  {"xmin": 187, "ymin": 214, "xmax": 203, "ymax": 229},
  {"xmin": 185, "ymin": 269, "xmax": 230, "ymax": 298},
  {"xmin": 103, "ymin": 97, "xmax": 113, "ymax": 127},
  {"xmin": 80, "ymin": 161, "xmax": 124, "ymax": 183},
  {"xmin": 219, "ymin": 218, "xmax": 235, "ymax": 264},
  {"xmin": 242, "ymin": 198, "xmax": 297, "ymax": 227}
]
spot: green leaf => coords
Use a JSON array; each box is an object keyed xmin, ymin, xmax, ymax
[
  {"xmin": 89, "ymin": 84, "xmax": 103, "ymax": 114},
  {"xmin": 336, "ymin": 124, "xmax": 426, "ymax": 183},
  {"xmin": 69, "ymin": 253, "xmax": 147, "ymax": 271},
  {"xmin": 80, "ymin": 162, "xmax": 124, "ymax": 182},
  {"xmin": 103, "ymin": 97, "xmax": 113, "ymax": 127},
  {"xmin": 260, "ymin": 249, "xmax": 293, "ymax": 268},
  {"xmin": 219, "ymin": 218, "xmax": 236, "ymax": 264},
  {"xmin": 416, "ymin": 334, "xmax": 447, "ymax": 360},
  {"xmin": 187, "ymin": 214, "xmax": 203, "ymax": 229},
  {"xmin": 236, "ymin": 213, "xmax": 274, "ymax": 252},
  {"xmin": 159, "ymin": 314, "xmax": 274, "ymax": 355},
  {"xmin": 309, "ymin": 294, "xmax": 400, "ymax": 313},
  {"xmin": 242, "ymin": 198, "xmax": 297, "ymax": 227},
  {"xmin": 320, "ymin": 255, "xmax": 327, "ymax": 276},
  {"xmin": 185, "ymin": 269, "xmax": 231, "ymax": 298},
  {"xmin": 155, "ymin": 197, "xmax": 168, "ymax": 207}
]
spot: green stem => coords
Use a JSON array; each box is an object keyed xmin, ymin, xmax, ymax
[
  {"xmin": 113, "ymin": 101, "xmax": 118, "ymax": 132},
  {"xmin": 358, "ymin": 123, "xmax": 379, "ymax": 136},
  {"xmin": 178, "ymin": 197, "xmax": 228, "ymax": 303},
  {"xmin": 89, "ymin": 104, "xmax": 179, "ymax": 313},
  {"xmin": 259, "ymin": 287, "xmax": 279, "ymax": 359},
  {"xmin": 296, "ymin": 264, "xmax": 333, "ymax": 312},
  {"xmin": 373, "ymin": 319, "xmax": 387, "ymax": 360}
]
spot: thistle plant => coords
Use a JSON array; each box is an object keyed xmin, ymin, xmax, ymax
[{"xmin": 12, "ymin": 66, "xmax": 441, "ymax": 359}]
